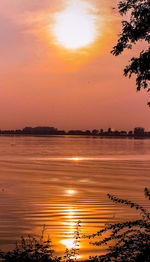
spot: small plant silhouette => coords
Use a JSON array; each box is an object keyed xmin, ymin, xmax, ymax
[
  {"xmin": 64, "ymin": 221, "xmax": 81, "ymax": 262},
  {"xmin": 0, "ymin": 226, "xmax": 58, "ymax": 262},
  {"xmin": 88, "ymin": 188, "xmax": 150, "ymax": 262},
  {"xmin": 0, "ymin": 223, "xmax": 81, "ymax": 262}
]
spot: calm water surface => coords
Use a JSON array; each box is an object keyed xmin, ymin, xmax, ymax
[{"xmin": 0, "ymin": 136, "xmax": 150, "ymax": 258}]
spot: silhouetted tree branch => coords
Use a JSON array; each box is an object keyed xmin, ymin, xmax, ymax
[
  {"xmin": 111, "ymin": 0, "xmax": 150, "ymax": 105},
  {"xmin": 88, "ymin": 188, "xmax": 150, "ymax": 262}
]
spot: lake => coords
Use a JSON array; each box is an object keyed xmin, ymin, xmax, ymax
[{"xmin": 0, "ymin": 136, "xmax": 150, "ymax": 259}]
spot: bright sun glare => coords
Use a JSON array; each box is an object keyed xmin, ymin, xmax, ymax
[
  {"xmin": 66, "ymin": 189, "xmax": 76, "ymax": 195},
  {"xmin": 61, "ymin": 239, "xmax": 75, "ymax": 249},
  {"xmin": 53, "ymin": 0, "xmax": 98, "ymax": 50}
]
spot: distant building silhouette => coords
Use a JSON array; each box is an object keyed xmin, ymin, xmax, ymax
[
  {"xmin": 108, "ymin": 128, "xmax": 112, "ymax": 133},
  {"xmin": 68, "ymin": 130, "xmax": 85, "ymax": 135},
  {"xmin": 100, "ymin": 129, "xmax": 103, "ymax": 135},
  {"xmin": 134, "ymin": 127, "xmax": 145, "ymax": 136},
  {"xmin": 23, "ymin": 126, "xmax": 58, "ymax": 135},
  {"xmin": 0, "ymin": 125, "xmax": 150, "ymax": 138},
  {"xmin": 128, "ymin": 130, "xmax": 133, "ymax": 137},
  {"xmin": 85, "ymin": 130, "xmax": 91, "ymax": 135},
  {"xmin": 92, "ymin": 129, "xmax": 99, "ymax": 135}
]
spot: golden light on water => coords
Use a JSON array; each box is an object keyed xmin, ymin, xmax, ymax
[
  {"xmin": 52, "ymin": 0, "xmax": 99, "ymax": 50},
  {"xmin": 65, "ymin": 157, "xmax": 84, "ymax": 161},
  {"xmin": 71, "ymin": 157, "xmax": 81, "ymax": 161},
  {"xmin": 66, "ymin": 189, "xmax": 77, "ymax": 195},
  {"xmin": 61, "ymin": 238, "xmax": 75, "ymax": 249},
  {"xmin": 60, "ymin": 206, "xmax": 80, "ymax": 255}
]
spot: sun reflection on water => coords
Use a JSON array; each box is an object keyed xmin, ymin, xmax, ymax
[
  {"xmin": 71, "ymin": 157, "xmax": 83, "ymax": 161},
  {"xmin": 61, "ymin": 238, "xmax": 75, "ymax": 249},
  {"xmin": 60, "ymin": 205, "xmax": 81, "ymax": 256},
  {"xmin": 66, "ymin": 189, "xmax": 77, "ymax": 196}
]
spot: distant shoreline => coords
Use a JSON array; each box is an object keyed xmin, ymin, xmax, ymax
[{"xmin": 0, "ymin": 126, "xmax": 149, "ymax": 139}]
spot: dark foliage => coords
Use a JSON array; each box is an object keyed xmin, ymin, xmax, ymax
[
  {"xmin": 0, "ymin": 226, "xmax": 59, "ymax": 262},
  {"xmin": 88, "ymin": 188, "xmax": 150, "ymax": 261},
  {"xmin": 0, "ymin": 223, "xmax": 81, "ymax": 262},
  {"xmin": 111, "ymin": 0, "xmax": 150, "ymax": 103}
]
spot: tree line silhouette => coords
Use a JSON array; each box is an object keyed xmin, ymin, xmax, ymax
[{"xmin": 0, "ymin": 126, "xmax": 150, "ymax": 138}]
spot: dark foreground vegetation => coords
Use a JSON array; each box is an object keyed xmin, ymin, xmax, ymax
[
  {"xmin": 1, "ymin": 188, "xmax": 150, "ymax": 262},
  {"xmin": 88, "ymin": 188, "xmax": 150, "ymax": 262}
]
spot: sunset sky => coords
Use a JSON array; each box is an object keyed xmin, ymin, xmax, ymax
[{"xmin": 0, "ymin": 0, "xmax": 149, "ymax": 131}]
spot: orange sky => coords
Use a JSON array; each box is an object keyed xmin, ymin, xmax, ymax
[{"xmin": 0, "ymin": 0, "xmax": 149, "ymax": 131}]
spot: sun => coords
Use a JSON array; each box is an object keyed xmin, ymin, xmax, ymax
[{"xmin": 52, "ymin": 0, "xmax": 98, "ymax": 50}]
